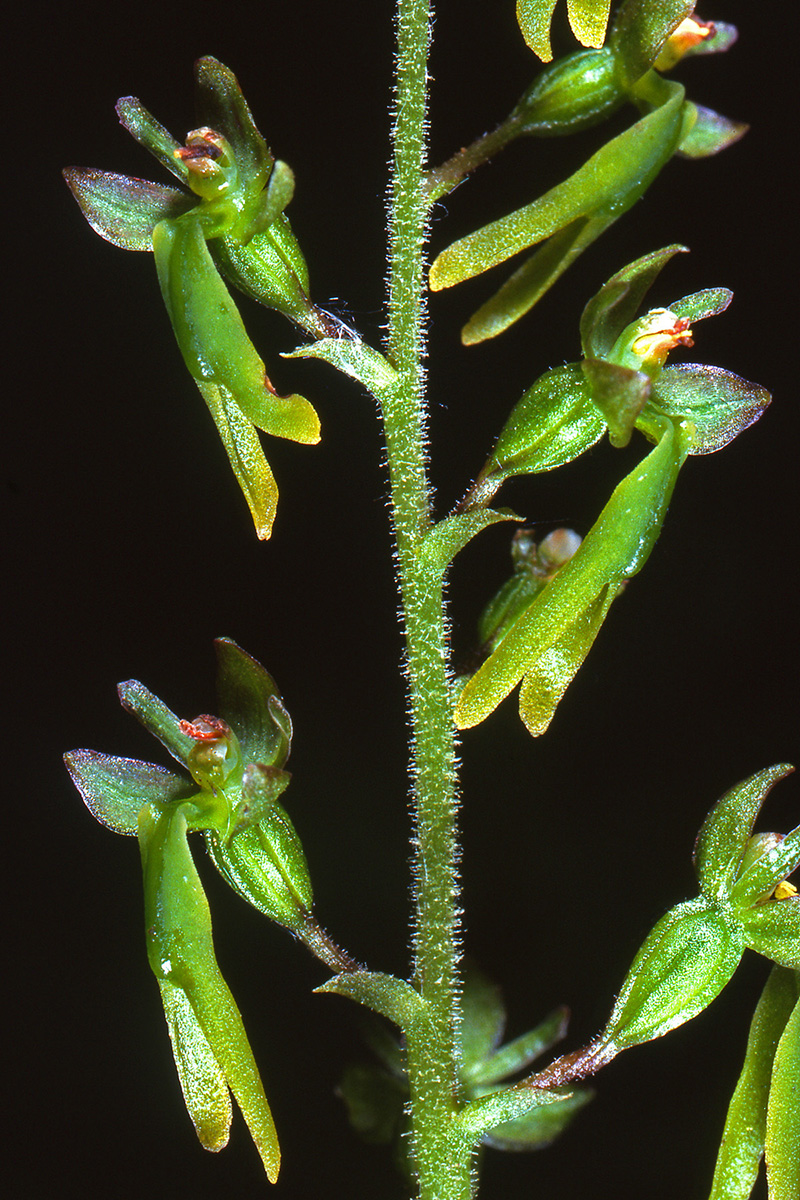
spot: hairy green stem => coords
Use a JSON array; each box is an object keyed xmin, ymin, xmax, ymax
[{"xmin": 383, "ymin": 0, "xmax": 469, "ymax": 1196}]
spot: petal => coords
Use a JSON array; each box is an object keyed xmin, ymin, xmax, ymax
[
  {"xmin": 743, "ymin": 897, "xmax": 800, "ymax": 971},
  {"xmin": 732, "ymin": 824, "xmax": 800, "ymax": 909},
  {"xmin": 117, "ymin": 679, "xmax": 195, "ymax": 766},
  {"xmin": 669, "ymin": 287, "xmax": 733, "ymax": 323},
  {"xmin": 581, "ymin": 358, "xmax": 650, "ymax": 447},
  {"xmin": 116, "ymin": 97, "xmax": 188, "ymax": 184},
  {"xmin": 678, "ymin": 105, "xmax": 748, "ymax": 159}
]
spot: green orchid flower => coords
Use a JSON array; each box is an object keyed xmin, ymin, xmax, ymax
[
  {"xmin": 528, "ymin": 767, "xmax": 798, "ymax": 1115},
  {"xmin": 432, "ymin": 4, "xmax": 744, "ymax": 342},
  {"xmin": 63, "ymin": 638, "xmax": 322, "ymax": 1178},
  {"xmin": 455, "ymin": 247, "xmax": 769, "ymax": 736},
  {"xmin": 65, "ymin": 58, "xmax": 333, "ymax": 538}
]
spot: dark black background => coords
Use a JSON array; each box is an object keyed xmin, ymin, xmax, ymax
[{"xmin": 7, "ymin": 2, "xmax": 797, "ymax": 1197}]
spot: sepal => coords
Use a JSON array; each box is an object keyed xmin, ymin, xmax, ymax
[
  {"xmin": 608, "ymin": 0, "xmax": 695, "ymax": 86},
  {"xmin": 63, "ymin": 750, "xmax": 196, "ymax": 835},
  {"xmin": 679, "ymin": 105, "xmax": 748, "ymax": 158},
  {"xmin": 693, "ymin": 765, "xmax": 795, "ymax": 902},
  {"xmin": 214, "ymin": 638, "xmax": 293, "ymax": 768},
  {"xmin": 194, "ymin": 56, "xmax": 271, "ymax": 199},
  {"xmin": 62, "ymin": 168, "xmax": 195, "ymax": 251},
  {"xmin": 579, "ymin": 244, "xmax": 687, "ymax": 360}
]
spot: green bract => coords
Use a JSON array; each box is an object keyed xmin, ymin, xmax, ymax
[
  {"xmin": 64, "ymin": 58, "xmax": 332, "ymax": 539},
  {"xmin": 456, "ymin": 249, "xmax": 769, "ymax": 736},
  {"xmin": 533, "ymin": 769, "xmax": 798, "ymax": 1097},
  {"xmin": 597, "ymin": 767, "xmax": 798, "ymax": 1058},
  {"xmin": 335, "ymin": 961, "xmax": 590, "ymax": 1173},
  {"xmin": 433, "ymin": 7, "xmax": 743, "ymax": 343},
  {"xmin": 64, "ymin": 638, "xmax": 320, "ymax": 1177}
]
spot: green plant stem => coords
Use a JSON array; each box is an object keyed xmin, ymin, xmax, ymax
[
  {"xmin": 384, "ymin": 1, "xmax": 470, "ymax": 1196},
  {"xmin": 425, "ymin": 116, "xmax": 523, "ymax": 203}
]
